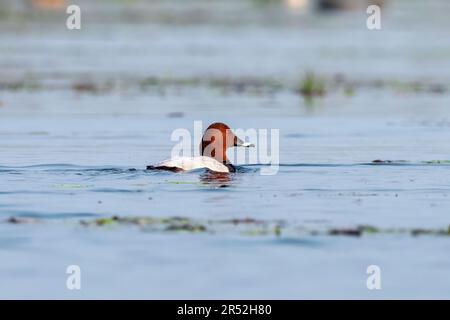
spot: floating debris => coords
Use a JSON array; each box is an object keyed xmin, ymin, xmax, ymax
[
  {"xmin": 78, "ymin": 216, "xmax": 450, "ymax": 238},
  {"xmin": 167, "ymin": 111, "xmax": 185, "ymax": 118},
  {"xmin": 429, "ymin": 84, "xmax": 446, "ymax": 94},
  {"xmin": 424, "ymin": 160, "xmax": 450, "ymax": 164},
  {"xmin": 316, "ymin": 0, "xmax": 384, "ymax": 12},
  {"xmin": 371, "ymin": 160, "xmax": 450, "ymax": 165},
  {"xmin": 225, "ymin": 218, "xmax": 262, "ymax": 225},
  {"xmin": 370, "ymin": 160, "xmax": 410, "ymax": 165},
  {"xmin": 72, "ymin": 82, "xmax": 99, "ymax": 94},
  {"xmin": 329, "ymin": 225, "xmax": 380, "ymax": 237},
  {"xmin": 5, "ymin": 214, "xmax": 450, "ymax": 238},
  {"xmin": 372, "ymin": 159, "xmax": 394, "ymax": 164},
  {"xmin": 329, "ymin": 228, "xmax": 361, "ymax": 237},
  {"xmin": 6, "ymin": 217, "xmax": 41, "ymax": 224},
  {"xmin": 165, "ymin": 223, "xmax": 207, "ymax": 233},
  {"xmin": 53, "ymin": 183, "xmax": 93, "ymax": 189},
  {"xmin": 1, "ymin": 73, "xmax": 449, "ymax": 98},
  {"xmin": 411, "ymin": 226, "xmax": 450, "ymax": 237}
]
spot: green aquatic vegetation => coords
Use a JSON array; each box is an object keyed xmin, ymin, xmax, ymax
[
  {"xmin": 139, "ymin": 77, "xmax": 160, "ymax": 88},
  {"xmin": 94, "ymin": 218, "xmax": 117, "ymax": 226},
  {"xmin": 411, "ymin": 227, "xmax": 450, "ymax": 237},
  {"xmin": 274, "ymin": 225, "xmax": 282, "ymax": 237},
  {"xmin": 0, "ymin": 79, "xmax": 42, "ymax": 91},
  {"xmin": 423, "ymin": 160, "xmax": 450, "ymax": 164},
  {"xmin": 219, "ymin": 218, "xmax": 263, "ymax": 225},
  {"xmin": 7, "ymin": 215, "xmax": 450, "ymax": 239},
  {"xmin": 165, "ymin": 223, "xmax": 207, "ymax": 233},
  {"xmin": 2, "ymin": 71, "xmax": 449, "ymax": 99},
  {"xmin": 358, "ymin": 225, "xmax": 380, "ymax": 234},
  {"xmin": 113, "ymin": 216, "xmax": 161, "ymax": 226},
  {"xmin": 389, "ymin": 80, "xmax": 420, "ymax": 93},
  {"xmin": 298, "ymin": 73, "xmax": 326, "ymax": 97},
  {"xmin": 387, "ymin": 80, "xmax": 448, "ymax": 94},
  {"xmin": 0, "ymin": 75, "xmax": 42, "ymax": 92},
  {"xmin": 160, "ymin": 216, "xmax": 192, "ymax": 225},
  {"xmin": 242, "ymin": 228, "xmax": 269, "ymax": 236},
  {"xmin": 81, "ymin": 216, "xmax": 208, "ymax": 233},
  {"xmin": 344, "ymin": 86, "xmax": 355, "ymax": 97},
  {"xmin": 137, "ymin": 76, "xmax": 282, "ymax": 96}
]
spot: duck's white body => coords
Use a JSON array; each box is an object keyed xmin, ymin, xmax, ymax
[
  {"xmin": 147, "ymin": 122, "xmax": 254, "ymax": 173},
  {"xmin": 153, "ymin": 156, "xmax": 230, "ymax": 173}
]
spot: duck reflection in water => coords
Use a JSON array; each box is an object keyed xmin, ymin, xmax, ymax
[{"xmin": 199, "ymin": 170, "xmax": 234, "ymax": 187}]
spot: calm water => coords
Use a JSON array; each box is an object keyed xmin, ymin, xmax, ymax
[{"xmin": 1, "ymin": 0, "xmax": 450, "ymax": 298}]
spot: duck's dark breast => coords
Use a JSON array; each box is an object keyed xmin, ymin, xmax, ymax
[
  {"xmin": 146, "ymin": 163, "xmax": 234, "ymax": 173},
  {"xmin": 146, "ymin": 165, "xmax": 184, "ymax": 172},
  {"xmin": 225, "ymin": 163, "xmax": 236, "ymax": 173}
]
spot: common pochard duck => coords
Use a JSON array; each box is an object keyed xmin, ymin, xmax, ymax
[{"xmin": 147, "ymin": 122, "xmax": 254, "ymax": 173}]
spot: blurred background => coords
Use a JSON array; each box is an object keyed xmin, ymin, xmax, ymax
[
  {"xmin": 2, "ymin": 0, "xmax": 450, "ymax": 166},
  {"xmin": 1, "ymin": 0, "xmax": 449, "ymax": 118},
  {"xmin": 2, "ymin": 0, "xmax": 450, "ymax": 299}
]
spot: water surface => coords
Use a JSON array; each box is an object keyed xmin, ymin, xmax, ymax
[{"xmin": 1, "ymin": 0, "xmax": 450, "ymax": 298}]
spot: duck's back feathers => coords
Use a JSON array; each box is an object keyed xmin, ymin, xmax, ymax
[{"xmin": 147, "ymin": 156, "xmax": 230, "ymax": 173}]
